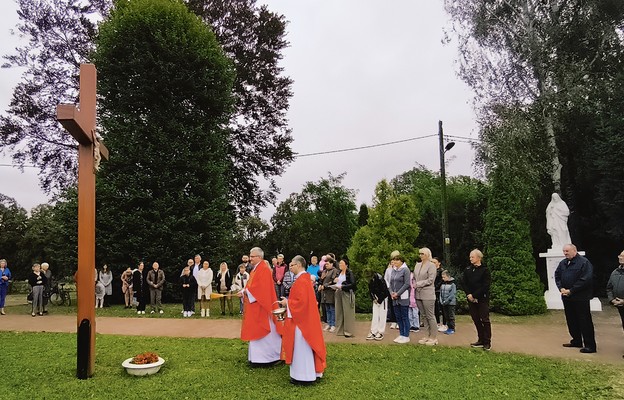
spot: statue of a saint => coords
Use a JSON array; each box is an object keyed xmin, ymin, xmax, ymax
[{"xmin": 546, "ymin": 193, "xmax": 572, "ymax": 249}]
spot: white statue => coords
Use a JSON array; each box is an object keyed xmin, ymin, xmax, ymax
[{"xmin": 546, "ymin": 193, "xmax": 572, "ymax": 250}]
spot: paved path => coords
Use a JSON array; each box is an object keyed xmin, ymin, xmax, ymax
[{"xmin": 2, "ymin": 298, "xmax": 622, "ymax": 365}]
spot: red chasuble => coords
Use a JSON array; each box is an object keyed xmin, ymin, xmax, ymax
[
  {"xmin": 281, "ymin": 272, "xmax": 327, "ymax": 373},
  {"xmin": 241, "ymin": 260, "xmax": 278, "ymax": 341}
]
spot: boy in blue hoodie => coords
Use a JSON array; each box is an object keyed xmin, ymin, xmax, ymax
[{"xmin": 439, "ymin": 270, "xmax": 457, "ymax": 334}]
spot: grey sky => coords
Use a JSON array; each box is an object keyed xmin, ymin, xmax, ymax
[{"xmin": 0, "ymin": 0, "xmax": 478, "ymax": 219}]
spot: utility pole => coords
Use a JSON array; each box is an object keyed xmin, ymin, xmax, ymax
[{"xmin": 438, "ymin": 121, "xmax": 454, "ymax": 268}]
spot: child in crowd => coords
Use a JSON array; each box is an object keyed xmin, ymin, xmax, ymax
[
  {"xmin": 408, "ymin": 271, "xmax": 420, "ymax": 332},
  {"xmin": 439, "ymin": 270, "xmax": 457, "ymax": 334},
  {"xmin": 180, "ymin": 266, "xmax": 196, "ymax": 317},
  {"xmin": 95, "ymin": 280, "xmax": 105, "ymax": 309},
  {"xmin": 28, "ymin": 263, "xmax": 47, "ymax": 316},
  {"xmin": 232, "ymin": 264, "xmax": 249, "ymax": 314}
]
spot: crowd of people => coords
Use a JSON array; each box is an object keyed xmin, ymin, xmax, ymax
[{"xmin": 1, "ymin": 243, "xmax": 623, "ymax": 381}]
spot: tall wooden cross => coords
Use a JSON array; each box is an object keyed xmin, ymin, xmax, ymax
[{"xmin": 57, "ymin": 63, "xmax": 109, "ymax": 379}]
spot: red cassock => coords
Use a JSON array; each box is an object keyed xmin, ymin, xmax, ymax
[
  {"xmin": 241, "ymin": 260, "xmax": 279, "ymax": 341},
  {"xmin": 281, "ymin": 272, "xmax": 327, "ymax": 373}
]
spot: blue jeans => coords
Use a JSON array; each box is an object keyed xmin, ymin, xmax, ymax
[
  {"xmin": 325, "ymin": 303, "xmax": 336, "ymax": 327},
  {"xmin": 0, "ymin": 284, "xmax": 7, "ymax": 308},
  {"xmin": 394, "ymin": 303, "xmax": 410, "ymax": 337}
]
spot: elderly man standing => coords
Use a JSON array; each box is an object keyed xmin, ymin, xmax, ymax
[
  {"xmin": 238, "ymin": 247, "xmax": 282, "ymax": 366},
  {"xmin": 279, "ymin": 256, "xmax": 326, "ymax": 385},
  {"xmin": 555, "ymin": 244, "xmax": 596, "ymax": 353}
]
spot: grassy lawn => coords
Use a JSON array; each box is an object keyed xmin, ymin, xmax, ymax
[{"xmin": 3, "ymin": 332, "xmax": 622, "ymax": 400}]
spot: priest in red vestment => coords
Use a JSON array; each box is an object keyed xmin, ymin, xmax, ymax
[
  {"xmin": 238, "ymin": 246, "xmax": 282, "ymax": 366},
  {"xmin": 279, "ymin": 255, "xmax": 327, "ymax": 385}
]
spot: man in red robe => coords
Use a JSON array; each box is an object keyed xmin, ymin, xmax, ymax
[
  {"xmin": 279, "ymin": 255, "xmax": 327, "ymax": 385},
  {"xmin": 238, "ymin": 246, "xmax": 282, "ymax": 366}
]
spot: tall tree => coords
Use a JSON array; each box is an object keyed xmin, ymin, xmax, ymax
[
  {"xmin": 1, "ymin": 0, "xmax": 293, "ymax": 215},
  {"xmin": 484, "ymin": 167, "xmax": 547, "ymax": 315},
  {"xmin": 391, "ymin": 165, "xmax": 487, "ymax": 274},
  {"xmin": 347, "ymin": 180, "xmax": 420, "ymax": 312},
  {"xmin": 92, "ymin": 0, "xmax": 235, "ymax": 271},
  {"xmin": 0, "ymin": 194, "xmax": 28, "ymax": 276},
  {"xmin": 266, "ymin": 174, "xmax": 358, "ymax": 259},
  {"xmin": 445, "ymin": 0, "xmax": 624, "ymax": 190}
]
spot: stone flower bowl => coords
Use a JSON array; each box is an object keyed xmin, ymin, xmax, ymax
[{"xmin": 122, "ymin": 357, "xmax": 165, "ymax": 376}]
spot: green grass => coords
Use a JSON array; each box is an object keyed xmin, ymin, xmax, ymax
[{"xmin": 2, "ymin": 332, "xmax": 622, "ymax": 400}]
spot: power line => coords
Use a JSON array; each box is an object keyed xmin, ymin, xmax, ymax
[
  {"xmin": 0, "ymin": 163, "xmax": 38, "ymax": 168},
  {"xmin": 295, "ymin": 134, "xmax": 438, "ymax": 158}
]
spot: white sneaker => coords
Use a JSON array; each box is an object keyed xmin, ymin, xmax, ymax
[
  {"xmin": 400, "ymin": 336, "xmax": 411, "ymax": 344},
  {"xmin": 329, "ymin": 326, "xmax": 336, "ymax": 333},
  {"xmin": 201, "ymin": 309, "xmax": 206, "ymax": 317},
  {"xmin": 437, "ymin": 325, "xmax": 448, "ymax": 332},
  {"xmin": 159, "ymin": 310, "xmax": 164, "ymax": 314},
  {"xmin": 390, "ymin": 323, "xmax": 398, "ymax": 329},
  {"xmin": 393, "ymin": 336, "xmax": 402, "ymax": 343},
  {"xmin": 206, "ymin": 310, "xmax": 210, "ymax": 317},
  {"xmin": 425, "ymin": 338, "xmax": 438, "ymax": 346},
  {"xmin": 323, "ymin": 325, "xmax": 330, "ymax": 331},
  {"xmin": 418, "ymin": 337, "xmax": 429, "ymax": 344},
  {"xmin": 150, "ymin": 310, "xmax": 155, "ymax": 314},
  {"xmin": 137, "ymin": 310, "xmax": 141, "ymax": 315},
  {"xmin": 366, "ymin": 332, "xmax": 375, "ymax": 340},
  {"xmin": 141, "ymin": 311, "xmax": 145, "ymax": 314}
]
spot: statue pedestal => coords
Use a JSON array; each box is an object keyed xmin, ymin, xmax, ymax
[{"xmin": 539, "ymin": 249, "xmax": 602, "ymax": 311}]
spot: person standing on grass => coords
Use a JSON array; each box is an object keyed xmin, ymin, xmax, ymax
[
  {"xmin": 0, "ymin": 259, "xmax": 11, "ymax": 315},
  {"xmin": 133, "ymin": 262, "xmax": 148, "ymax": 314},
  {"xmin": 273, "ymin": 254, "xmax": 287, "ymax": 299},
  {"xmin": 439, "ymin": 270, "xmax": 457, "ymax": 335},
  {"xmin": 319, "ymin": 258, "xmax": 338, "ymax": 331},
  {"xmin": 555, "ymin": 244, "xmax": 596, "ymax": 354},
  {"xmin": 237, "ymin": 246, "xmax": 282, "ymax": 367},
  {"xmin": 606, "ymin": 250, "xmax": 624, "ymax": 358},
  {"xmin": 333, "ymin": 256, "xmax": 357, "ymax": 338},
  {"xmin": 196, "ymin": 260, "xmax": 213, "ymax": 317},
  {"xmin": 279, "ymin": 255, "xmax": 326, "ymax": 385},
  {"xmin": 41, "ymin": 262, "xmax": 52, "ymax": 314},
  {"xmin": 28, "ymin": 263, "xmax": 47, "ymax": 317},
  {"xmin": 232, "ymin": 264, "xmax": 250, "ymax": 314},
  {"xmin": 408, "ymin": 270, "xmax": 420, "ymax": 334},
  {"xmin": 414, "ymin": 248, "xmax": 438, "ymax": 346},
  {"xmin": 98, "ymin": 265, "xmax": 113, "ymax": 307},
  {"xmin": 147, "ymin": 262, "xmax": 166, "ymax": 314},
  {"xmin": 464, "ymin": 249, "xmax": 492, "ymax": 351},
  {"xmin": 432, "ymin": 257, "xmax": 446, "ymax": 332},
  {"xmin": 389, "ymin": 252, "xmax": 411, "ymax": 344},
  {"xmin": 367, "ymin": 267, "xmax": 390, "ymax": 341},
  {"xmin": 121, "ymin": 267, "xmax": 134, "ymax": 309},
  {"xmin": 180, "ymin": 266, "xmax": 196, "ymax": 317},
  {"xmin": 216, "ymin": 262, "xmax": 233, "ymax": 316}
]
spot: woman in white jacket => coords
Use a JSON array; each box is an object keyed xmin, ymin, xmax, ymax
[{"xmin": 196, "ymin": 261, "xmax": 213, "ymax": 317}]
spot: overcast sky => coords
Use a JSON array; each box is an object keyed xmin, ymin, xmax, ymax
[{"xmin": 0, "ymin": 0, "xmax": 479, "ymax": 219}]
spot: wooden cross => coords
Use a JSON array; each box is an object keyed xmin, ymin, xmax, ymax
[{"xmin": 57, "ymin": 63, "xmax": 109, "ymax": 379}]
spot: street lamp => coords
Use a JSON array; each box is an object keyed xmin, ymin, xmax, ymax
[{"xmin": 438, "ymin": 120, "xmax": 455, "ymax": 268}]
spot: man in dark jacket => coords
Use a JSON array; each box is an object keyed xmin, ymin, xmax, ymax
[
  {"xmin": 606, "ymin": 250, "xmax": 624, "ymax": 358},
  {"xmin": 555, "ymin": 244, "xmax": 596, "ymax": 353},
  {"xmin": 463, "ymin": 249, "xmax": 492, "ymax": 350}
]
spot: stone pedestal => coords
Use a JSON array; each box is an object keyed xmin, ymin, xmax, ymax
[{"xmin": 539, "ymin": 249, "xmax": 602, "ymax": 311}]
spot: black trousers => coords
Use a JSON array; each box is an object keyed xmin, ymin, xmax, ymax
[
  {"xmin": 618, "ymin": 306, "xmax": 624, "ymax": 331},
  {"xmin": 468, "ymin": 298, "xmax": 491, "ymax": 345},
  {"xmin": 563, "ymin": 299, "xmax": 596, "ymax": 350}
]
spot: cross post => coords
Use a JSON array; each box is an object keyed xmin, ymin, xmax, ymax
[{"xmin": 57, "ymin": 63, "xmax": 109, "ymax": 379}]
